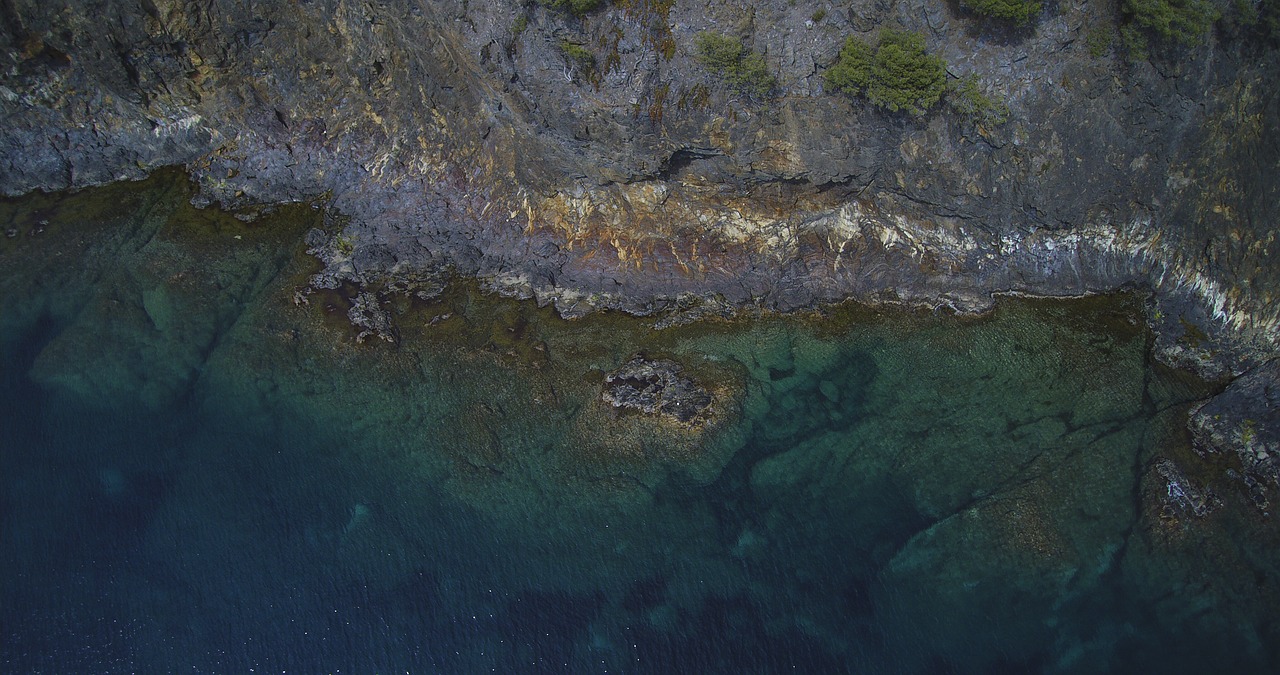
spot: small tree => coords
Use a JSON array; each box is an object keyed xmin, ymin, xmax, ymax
[{"xmin": 825, "ymin": 30, "xmax": 947, "ymax": 116}]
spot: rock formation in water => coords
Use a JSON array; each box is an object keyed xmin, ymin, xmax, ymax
[
  {"xmin": 603, "ymin": 355, "xmax": 713, "ymax": 424},
  {"xmin": 1, "ymin": 1, "xmax": 1277, "ymax": 475}
]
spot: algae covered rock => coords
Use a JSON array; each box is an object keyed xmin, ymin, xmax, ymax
[
  {"xmin": 602, "ymin": 355, "xmax": 712, "ymax": 424},
  {"xmin": 347, "ymin": 291, "xmax": 397, "ymax": 344}
]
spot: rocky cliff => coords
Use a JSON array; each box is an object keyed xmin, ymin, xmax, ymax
[{"xmin": 2, "ymin": 1, "xmax": 1278, "ymax": 479}]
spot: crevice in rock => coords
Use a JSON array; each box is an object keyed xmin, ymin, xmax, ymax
[{"xmin": 653, "ymin": 146, "xmax": 722, "ymax": 181}]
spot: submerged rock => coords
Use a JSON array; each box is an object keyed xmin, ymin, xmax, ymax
[
  {"xmin": 1155, "ymin": 458, "xmax": 1222, "ymax": 519},
  {"xmin": 348, "ymin": 292, "xmax": 396, "ymax": 344},
  {"xmin": 602, "ymin": 356, "xmax": 713, "ymax": 424}
]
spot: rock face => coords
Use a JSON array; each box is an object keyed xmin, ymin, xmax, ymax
[
  {"xmin": 0, "ymin": 1, "xmax": 1277, "ymax": 456},
  {"xmin": 1191, "ymin": 359, "xmax": 1280, "ymax": 511},
  {"xmin": 602, "ymin": 355, "xmax": 713, "ymax": 424}
]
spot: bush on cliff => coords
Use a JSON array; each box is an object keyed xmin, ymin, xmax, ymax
[
  {"xmin": 538, "ymin": 0, "xmax": 605, "ymax": 17},
  {"xmin": 1123, "ymin": 0, "xmax": 1220, "ymax": 47},
  {"xmin": 948, "ymin": 74, "xmax": 1009, "ymax": 125},
  {"xmin": 559, "ymin": 40, "xmax": 597, "ymax": 76},
  {"xmin": 693, "ymin": 32, "xmax": 776, "ymax": 97},
  {"xmin": 962, "ymin": 0, "xmax": 1042, "ymax": 23},
  {"xmin": 825, "ymin": 30, "xmax": 947, "ymax": 116}
]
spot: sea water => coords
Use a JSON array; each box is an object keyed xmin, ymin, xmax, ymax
[{"xmin": 1, "ymin": 174, "xmax": 1277, "ymax": 673}]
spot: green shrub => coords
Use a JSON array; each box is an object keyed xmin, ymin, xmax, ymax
[
  {"xmin": 1120, "ymin": 24, "xmax": 1150, "ymax": 60},
  {"xmin": 1232, "ymin": 0, "xmax": 1260, "ymax": 26},
  {"xmin": 948, "ymin": 75, "xmax": 1009, "ymax": 125},
  {"xmin": 731, "ymin": 52, "xmax": 775, "ymax": 96},
  {"xmin": 559, "ymin": 40, "xmax": 596, "ymax": 74},
  {"xmin": 1124, "ymin": 0, "xmax": 1220, "ymax": 46},
  {"xmin": 694, "ymin": 32, "xmax": 745, "ymax": 70},
  {"xmin": 693, "ymin": 32, "xmax": 777, "ymax": 97},
  {"xmin": 962, "ymin": 0, "xmax": 1041, "ymax": 23},
  {"xmin": 1085, "ymin": 25, "xmax": 1114, "ymax": 56},
  {"xmin": 538, "ymin": 0, "xmax": 605, "ymax": 17},
  {"xmin": 825, "ymin": 29, "xmax": 947, "ymax": 116}
]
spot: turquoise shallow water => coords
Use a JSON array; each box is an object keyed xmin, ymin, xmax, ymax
[{"xmin": 2, "ymin": 175, "xmax": 1278, "ymax": 673}]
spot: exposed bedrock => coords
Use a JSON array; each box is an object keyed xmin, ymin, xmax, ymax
[{"xmin": 1, "ymin": 2, "xmax": 1277, "ymax": 467}]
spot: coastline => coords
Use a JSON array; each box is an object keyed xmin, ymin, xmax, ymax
[{"xmin": 1, "ymin": 0, "xmax": 1277, "ymax": 522}]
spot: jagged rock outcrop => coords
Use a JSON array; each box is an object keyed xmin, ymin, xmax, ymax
[{"xmin": 602, "ymin": 355, "xmax": 713, "ymax": 424}]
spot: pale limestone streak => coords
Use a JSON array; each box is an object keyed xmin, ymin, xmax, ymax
[{"xmin": 151, "ymin": 113, "xmax": 204, "ymax": 138}]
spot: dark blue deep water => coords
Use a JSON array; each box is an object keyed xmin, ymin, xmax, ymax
[{"xmin": 2, "ymin": 176, "xmax": 1278, "ymax": 673}]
